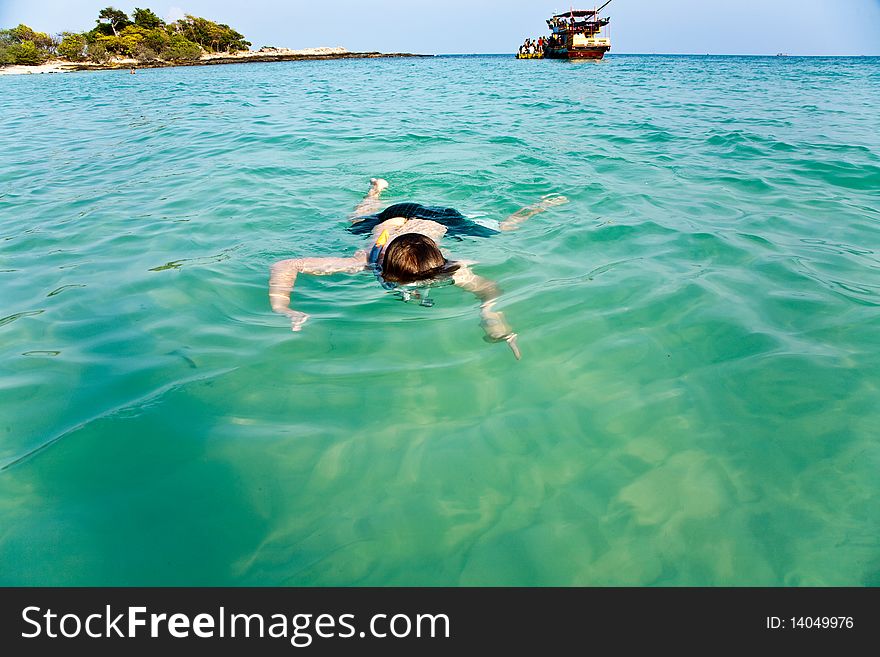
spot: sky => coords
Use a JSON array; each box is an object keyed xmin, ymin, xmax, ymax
[{"xmin": 1, "ymin": 0, "xmax": 879, "ymax": 56}]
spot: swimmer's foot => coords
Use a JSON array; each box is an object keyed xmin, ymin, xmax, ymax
[
  {"xmin": 352, "ymin": 179, "xmax": 388, "ymax": 217},
  {"xmin": 500, "ymin": 194, "xmax": 569, "ymax": 231},
  {"xmin": 369, "ymin": 178, "xmax": 389, "ymax": 197},
  {"xmin": 540, "ymin": 194, "xmax": 569, "ymax": 208}
]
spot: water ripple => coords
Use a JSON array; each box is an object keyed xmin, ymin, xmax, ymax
[{"xmin": 1, "ymin": 55, "xmax": 879, "ymax": 586}]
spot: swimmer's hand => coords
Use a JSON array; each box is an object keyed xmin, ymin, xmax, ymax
[
  {"xmin": 505, "ymin": 334, "xmax": 521, "ymax": 360},
  {"xmin": 481, "ymin": 304, "xmax": 521, "ymax": 360},
  {"xmin": 283, "ymin": 309, "xmax": 310, "ymax": 332}
]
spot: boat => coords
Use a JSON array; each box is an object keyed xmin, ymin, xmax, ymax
[
  {"xmin": 545, "ymin": 3, "xmax": 613, "ymax": 60},
  {"xmin": 515, "ymin": 36, "xmax": 545, "ymax": 59},
  {"xmin": 517, "ymin": 2, "xmax": 613, "ymax": 60}
]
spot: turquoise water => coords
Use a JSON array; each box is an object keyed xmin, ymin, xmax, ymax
[{"xmin": 1, "ymin": 55, "xmax": 878, "ymax": 586}]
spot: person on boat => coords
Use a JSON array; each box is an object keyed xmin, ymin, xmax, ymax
[{"xmin": 269, "ymin": 178, "xmax": 568, "ymax": 360}]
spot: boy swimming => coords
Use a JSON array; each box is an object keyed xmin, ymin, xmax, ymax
[{"xmin": 269, "ymin": 178, "xmax": 568, "ymax": 359}]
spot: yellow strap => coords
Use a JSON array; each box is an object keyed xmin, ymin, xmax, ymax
[{"xmin": 376, "ymin": 229, "xmax": 390, "ymax": 247}]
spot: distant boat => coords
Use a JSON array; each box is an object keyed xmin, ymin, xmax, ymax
[
  {"xmin": 776, "ymin": 53, "xmax": 790, "ymax": 57},
  {"xmin": 517, "ymin": 1, "xmax": 613, "ymax": 60}
]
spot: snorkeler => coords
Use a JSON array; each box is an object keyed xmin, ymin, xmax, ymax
[{"xmin": 269, "ymin": 178, "xmax": 568, "ymax": 359}]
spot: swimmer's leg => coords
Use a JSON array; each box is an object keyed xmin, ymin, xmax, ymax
[
  {"xmin": 498, "ymin": 194, "xmax": 569, "ymax": 232},
  {"xmin": 351, "ymin": 178, "xmax": 390, "ymax": 219}
]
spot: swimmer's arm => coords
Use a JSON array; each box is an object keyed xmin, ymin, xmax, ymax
[
  {"xmin": 498, "ymin": 194, "xmax": 569, "ymax": 232},
  {"xmin": 453, "ymin": 266, "xmax": 521, "ymax": 360},
  {"xmin": 351, "ymin": 178, "xmax": 389, "ymax": 220},
  {"xmin": 269, "ymin": 252, "xmax": 367, "ymax": 331}
]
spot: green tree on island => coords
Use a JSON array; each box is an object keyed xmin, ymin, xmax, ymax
[
  {"xmin": 0, "ymin": 24, "xmax": 55, "ymax": 65},
  {"xmin": 132, "ymin": 8, "xmax": 165, "ymax": 30},
  {"xmin": 96, "ymin": 7, "xmax": 132, "ymax": 37},
  {"xmin": 1, "ymin": 6, "xmax": 252, "ymax": 67},
  {"xmin": 10, "ymin": 24, "xmax": 56, "ymax": 52},
  {"xmin": 57, "ymin": 32, "xmax": 88, "ymax": 61},
  {"xmin": 170, "ymin": 15, "xmax": 250, "ymax": 53}
]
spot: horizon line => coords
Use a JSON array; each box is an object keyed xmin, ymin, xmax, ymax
[{"xmin": 432, "ymin": 52, "xmax": 879, "ymax": 58}]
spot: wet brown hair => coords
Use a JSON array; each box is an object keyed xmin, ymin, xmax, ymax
[{"xmin": 381, "ymin": 234, "xmax": 459, "ymax": 284}]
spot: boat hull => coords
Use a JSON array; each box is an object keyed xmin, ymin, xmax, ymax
[{"xmin": 544, "ymin": 47, "xmax": 609, "ymax": 60}]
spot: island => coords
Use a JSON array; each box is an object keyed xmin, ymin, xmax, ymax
[{"xmin": 0, "ymin": 6, "xmax": 428, "ymax": 75}]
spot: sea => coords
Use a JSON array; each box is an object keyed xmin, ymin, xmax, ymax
[{"xmin": 1, "ymin": 54, "xmax": 878, "ymax": 585}]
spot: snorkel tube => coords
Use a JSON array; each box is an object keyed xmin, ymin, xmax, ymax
[{"xmin": 368, "ymin": 229, "xmax": 390, "ymax": 267}]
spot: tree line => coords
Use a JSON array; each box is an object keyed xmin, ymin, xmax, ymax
[{"xmin": 0, "ymin": 6, "xmax": 252, "ymax": 66}]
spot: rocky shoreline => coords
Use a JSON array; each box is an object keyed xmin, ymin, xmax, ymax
[
  {"xmin": 0, "ymin": 49, "xmax": 432, "ymax": 75},
  {"xmin": 94, "ymin": 51, "xmax": 429, "ymax": 70}
]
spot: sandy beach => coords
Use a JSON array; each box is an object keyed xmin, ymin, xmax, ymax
[{"xmin": 0, "ymin": 59, "xmax": 78, "ymax": 75}]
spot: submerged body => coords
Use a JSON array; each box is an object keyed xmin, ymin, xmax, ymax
[
  {"xmin": 269, "ymin": 179, "xmax": 568, "ymax": 359},
  {"xmin": 351, "ymin": 202, "xmax": 502, "ymax": 240}
]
